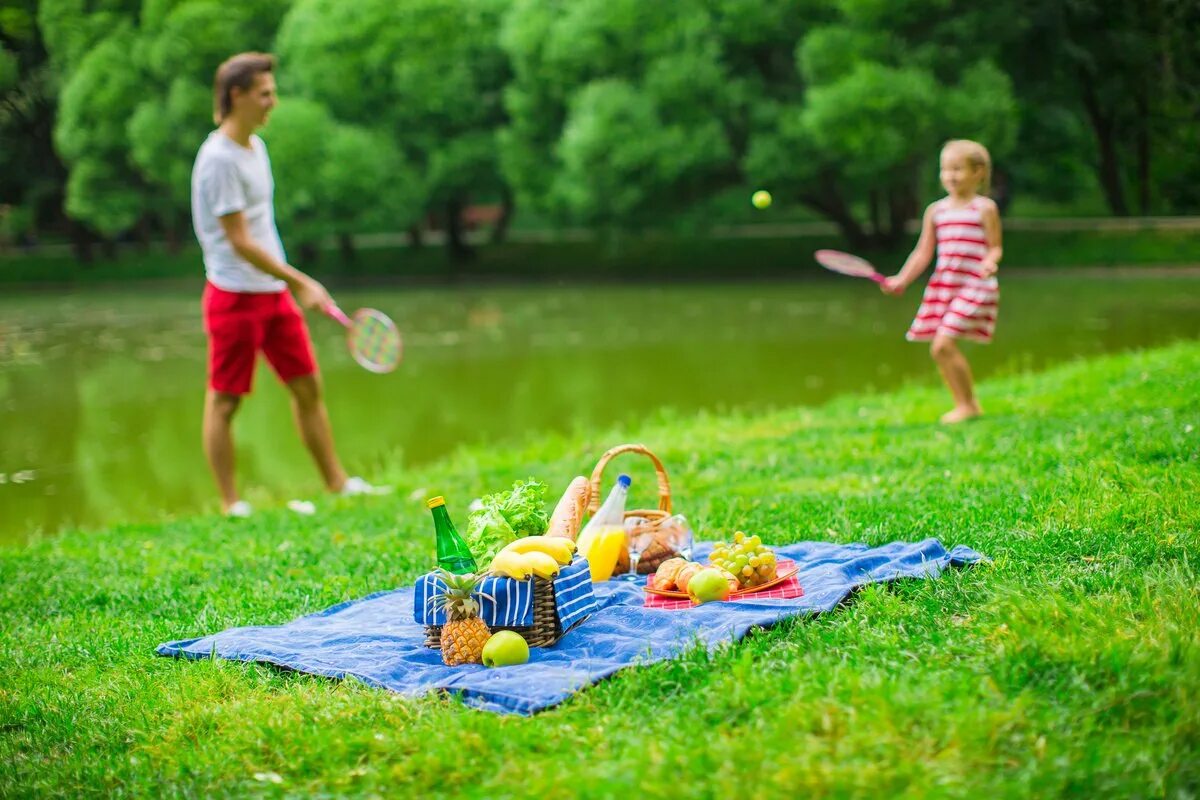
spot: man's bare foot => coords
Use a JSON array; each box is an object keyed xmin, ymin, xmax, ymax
[{"xmin": 940, "ymin": 405, "xmax": 983, "ymax": 424}]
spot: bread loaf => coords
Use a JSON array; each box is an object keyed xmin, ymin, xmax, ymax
[{"xmin": 546, "ymin": 476, "xmax": 589, "ymax": 541}]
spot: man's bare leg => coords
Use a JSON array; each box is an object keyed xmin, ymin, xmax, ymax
[
  {"xmin": 203, "ymin": 389, "xmax": 243, "ymax": 511},
  {"xmin": 285, "ymin": 373, "xmax": 348, "ymax": 492}
]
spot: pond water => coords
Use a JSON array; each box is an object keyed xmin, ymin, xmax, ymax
[{"xmin": 1, "ymin": 273, "xmax": 1197, "ymax": 541}]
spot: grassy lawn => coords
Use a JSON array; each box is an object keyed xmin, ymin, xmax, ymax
[{"xmin": 1, "ymin": 342, "xmax": 1197, "ymax": 797}]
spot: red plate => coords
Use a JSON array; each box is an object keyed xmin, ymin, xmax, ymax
[{"xmin": 643, "ymin": 559, "xmax": 798, "ymax": 599}]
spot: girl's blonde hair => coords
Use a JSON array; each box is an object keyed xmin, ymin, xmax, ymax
[{"xmin": 942, "ymin": 139, "xmax": 992, "ymax": 195}]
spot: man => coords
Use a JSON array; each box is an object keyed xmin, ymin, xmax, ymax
[{"xmin": 192, "ymin": 52, "xmax": 377, "ymax": 516}]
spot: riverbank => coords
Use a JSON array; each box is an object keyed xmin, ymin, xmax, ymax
[{"xmin": 3, "ymin": 223, "xmax": 1199, "ymax": 288}]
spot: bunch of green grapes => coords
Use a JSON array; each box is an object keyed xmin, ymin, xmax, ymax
[{"xmin": 709, "ymin": 531, "xmax": 777, "ymax": 588}]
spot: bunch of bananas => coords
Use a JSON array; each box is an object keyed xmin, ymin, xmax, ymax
[{"xmin": 488, "ymin": 536, "xmax": 577, "ymax": 580}]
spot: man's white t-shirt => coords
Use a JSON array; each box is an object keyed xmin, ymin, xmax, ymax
[{"xmin": 191, "ymin": 131, "xmax": 288, "ymax": 293}]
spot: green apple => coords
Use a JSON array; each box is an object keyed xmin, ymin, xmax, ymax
[
  {"xmin": 688, "ymin": 568, "xmax": 732, "ymax": 604},
  {"xmin": 481, "ymin": 630, "xmax": 530, "ymax": 667}
]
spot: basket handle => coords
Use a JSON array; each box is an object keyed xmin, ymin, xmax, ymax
[{"xmin": 587, "ymin": 443, "xmax": 672, "ymax": 515}]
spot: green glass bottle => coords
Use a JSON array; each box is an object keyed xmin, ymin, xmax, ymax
[{"xmin": 427, "ymin": 496, "xmax": 478, "ymax": 574}]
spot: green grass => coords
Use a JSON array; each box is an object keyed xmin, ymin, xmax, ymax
[
  {"xmin": 2, "ymin": 226, "xmax": 1198, "ymax": 287},
  {"xmin": 2, "ymin": 342, "xmax": 1198, "ymax": 798}
]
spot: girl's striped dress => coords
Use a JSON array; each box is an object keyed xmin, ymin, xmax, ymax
[{"xmin": 906, "ymin": 198, "xmax": 999, "ymax": 343}]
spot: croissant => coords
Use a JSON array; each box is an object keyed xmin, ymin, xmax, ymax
[
  {"xmin": 651, "ymin": 557, "xmax": 689, "ymax": 590},
  {"xmin": 674, "ymin": 562, "xmax": 704, "ymax": 594}
]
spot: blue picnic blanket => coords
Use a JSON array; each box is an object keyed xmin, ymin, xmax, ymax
[
  {"xmin": 157, "ymin": 538, "xmax": 986, "ymax": 715},
  {"xmin": 412, "ymin": 558, "xmax": 595, "ymax": 631}
]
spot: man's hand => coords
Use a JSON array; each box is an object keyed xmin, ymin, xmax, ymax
[{"xmin": 293, "ymin": 276, "xmax": 334, "ymax": 312}]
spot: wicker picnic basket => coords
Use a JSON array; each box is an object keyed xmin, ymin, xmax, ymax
[
  {"xmin": 424, "ymin": 443, "xmax": 680, "ymax": 648},
  {"xmin": 587, "ymin": 443, "xmax": 688, "ymax": 575},
  {"xmin": 424, "ymin": 574, "xmax": 567, "ymax": 649}
]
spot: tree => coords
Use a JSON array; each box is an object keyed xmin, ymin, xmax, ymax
[
  {"xmin": 53, "ymin": 25, "xmax": 150, "ymax": 238},
  {"xmin": 499, "ymin": 0, "xmax": 1019, "ymax": 246},
  {"xmin": 277, "ymin": 0, "xmax": 511, "ymax": 260},
  {"xmin": 1000, "ymin": 0, "xmax": 1200, "ymax": 215},
  {"xmin": 1, "ymin": 0, "xmax": 75, "ymax": 251},
  {"xmin": 261, "ymin": 97, "xmax": 423, "ymax": 262},
  {"xmin": 500, "ymin": 0, "xmax": 746, "ymax": 232}
]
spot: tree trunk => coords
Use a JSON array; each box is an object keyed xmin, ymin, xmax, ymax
[
  {"xmin": 800, "ymin": 180, "xmax": 868, "ymax": 250},
  {"xmin": 1080, "ymin": 78, "xmax": 1129, "ymax": 216},
  {"xmin": 299, "ymin": 242, "xmax": 319, "ymax": 265},
  {"xmin": 164, "ymin": 214, "xmax": 183, "ymax": 255},
  {"xmin": 445, "ymin": 196, "xmax": 475, "ymax": 262},
  {"xmin": 338, "ymin": 232, "xmax": 356, "ymax": 265},
  {"xmin": 69, "ymin": 219, "xmax": 94, "ymax": 264},
  {"xmin": 884, "ymin": 182, "xmax": 919, "ymax": 245},
  {"xmin": 1136, "ymin": 92, "xmax": 1151, "ymax": 215},
  {"xmin": 869, "ymin": 189, "xmax": 882, "ymax": 237},
  {"xmin": 491, "ymin": 185, "xmax": 514, "ymax": 245},
  {"xmin": 407, "ymin": 223, "xmax": 424, "ymax": 248},
  {"xmin": 136, "ymin": 216, "xmax": 152, "ymax": 252}
]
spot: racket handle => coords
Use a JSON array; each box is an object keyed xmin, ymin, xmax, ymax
[
  {"xmin": 324, "ymin": 303, "xmax": 352, "ymax": 328},
  {"xmin": 868, "ymin": 273, "xmax": 887, "ymax": 285}
]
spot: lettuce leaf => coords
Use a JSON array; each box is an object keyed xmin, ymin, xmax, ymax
[{"xmin": 465, "ymin": 479, "xmax": 549, "ymax": 563}]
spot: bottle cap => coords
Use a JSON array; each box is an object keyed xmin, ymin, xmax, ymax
[
  {"xmin": 426, "ymin": 496, "xmax": 446, "ymax": 509},
  {"xmin": 617, "ymin": 474, "xmax": 631, "ymax": 488}
]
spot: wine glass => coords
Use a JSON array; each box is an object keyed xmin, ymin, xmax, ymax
[
  {"xmin": 625, "ymin": 530, "xmax": 656, "ymax": 580},
  {"xmin": 661, "ymin": 515, "xmax": 694, "ymax": 561}
]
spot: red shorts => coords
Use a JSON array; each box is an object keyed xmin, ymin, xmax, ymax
[{"xmin": 202, "ymin": 282, "xmax": 317, "ymax": 395}]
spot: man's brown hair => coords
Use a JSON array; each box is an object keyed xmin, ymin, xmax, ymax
[{"xmin": 213, "ymin": 52, "xmax": 276, "ymax": 124}]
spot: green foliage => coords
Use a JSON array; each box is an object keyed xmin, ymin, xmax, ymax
[
  {"xmin": 0, "ymin": 0, "xmax": 62, "ymax": 235},
  {"xmin": 53, "ymin": 25, "xmax": 148, "ymax": 235},
  {"xmin": 262, "ymin": 98, "xmax": 423, "ymax": 246},
  {"xmin": 36, "ymin": 0, "xmax": 140, "ymax": 74},
  {"xmin": 9, "ymin": 0, "xmax": 1200, "ymax": 247},
  {"xmin": 552, "ymin": 79, "xmax": 731, "ymax": 227},
  {"xmin": 0, "ymin": 46, "xmax": 16, "ymax": 91},
  {"xmin": 500, "ymin": 0, "xmax": 1020, "ymax": 242},
  {"xmin": 127, "ymin": 80, "xmax": 210, "ymax": 208},
  {"xmin": 277, "ymin": 0, "xmax": 511, "ymax": 229},
  {"xmin": 998, "ymin": 0, "xmax": 1200, "ymax": 215}
]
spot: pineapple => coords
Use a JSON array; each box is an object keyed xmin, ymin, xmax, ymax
[{"xmin": 432, "ymin": 570, "xmax": 492, "ymax": 666}]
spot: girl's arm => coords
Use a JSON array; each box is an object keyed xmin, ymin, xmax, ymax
[
  {"xmin": 979, "ymin": 199, "xmax": 1003, "ymax": 277},
  {"xmin": 882, "ymin": 203, "xmax": 937, "ymax": 294}
]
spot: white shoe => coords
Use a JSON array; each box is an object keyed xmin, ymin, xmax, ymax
[
  {"xmin": 340, "ymin": 476, "xmax": 391, "ymax": 497},
  {"xmin": 287, "ymin": 499, "xmax": 316, "ymax": 515},
  {"xmin": 226, "ymin": 500, "xmax": 253, "ymax": 518}
]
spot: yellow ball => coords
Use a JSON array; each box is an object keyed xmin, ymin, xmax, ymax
[{"xmin": 751, "ymin": 190, "xmax": 772, "ymax": 209}]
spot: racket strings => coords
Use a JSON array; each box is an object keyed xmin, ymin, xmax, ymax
[
  {"xmin": 349, "ymin": 312, "xmax": 401, "ymax": 372},
  {"xmin": 815, "ymin": 250, "xmax": 877, "ymax": 277}
]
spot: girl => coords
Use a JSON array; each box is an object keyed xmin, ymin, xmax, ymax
[{"xmin": 882, "ymin": 139, "xmax": 1001, "ymax": 424}]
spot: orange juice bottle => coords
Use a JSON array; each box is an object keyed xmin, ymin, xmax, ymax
[
  {"xmin": 585, "ymin": 526, "xmax": 627, "ymax": 582},
  {"xmin": 576, "ymin": 474, "xmax": 631, "ymax": 557}
]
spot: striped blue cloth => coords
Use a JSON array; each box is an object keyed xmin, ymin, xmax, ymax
[{"xmin": 412, "ymin": 558, "xmax": 595, "ymax": 632}]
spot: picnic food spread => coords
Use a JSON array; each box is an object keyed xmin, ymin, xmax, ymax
[{"xmin": 415, "ymin": 443, "xmax": 801, "ymax": 667}]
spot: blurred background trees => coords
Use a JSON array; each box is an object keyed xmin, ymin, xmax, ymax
[{"xmin": 2, "ymin": 0, "xmax": 1197, "ymax": 260}]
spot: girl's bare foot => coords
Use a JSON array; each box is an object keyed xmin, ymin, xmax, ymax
[{"xmin": 940, "ymin": 404, "xmax": 983, "ymax": 424}]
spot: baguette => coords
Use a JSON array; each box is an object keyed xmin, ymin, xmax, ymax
[{"xmin": 546, "ymin": 476, "xmax": 589, "ymax": 541}]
